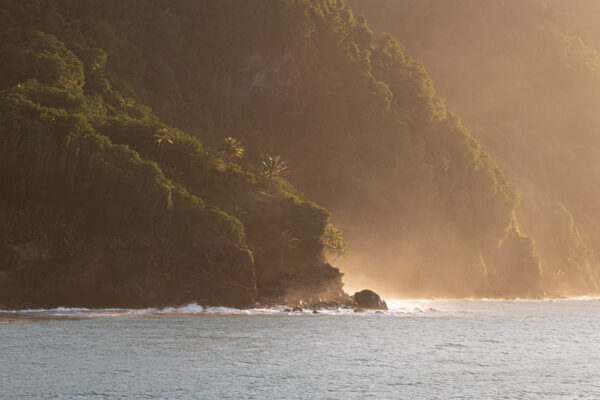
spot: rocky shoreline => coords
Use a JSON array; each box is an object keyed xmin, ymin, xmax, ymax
[
  {"xmin": 0, "ymin": 289, "xmax": 389, "ymax": 313},
  {"xmin": 257, "ymin": 289, "xmax": 388, "ymax": 313}
]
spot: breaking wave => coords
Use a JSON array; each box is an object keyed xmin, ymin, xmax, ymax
[{"xmin": 0, "ymin": 301, "xmax": 437, "ymax": 317}]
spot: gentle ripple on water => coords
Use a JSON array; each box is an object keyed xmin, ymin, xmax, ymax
[{"xmin": 1, "ymin": 299, "xmax": 600, "ymax": 399}]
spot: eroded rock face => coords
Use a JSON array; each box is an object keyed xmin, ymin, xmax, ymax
[
  {"xmin": 260, "ymin": 262, "xmax": 352, "ymax": 307},
  {"xmin": 353, "ymin": 290, "xmax": 388, "ymax": 310}
]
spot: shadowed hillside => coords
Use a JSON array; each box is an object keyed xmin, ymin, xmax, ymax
[{"xmin": 0, "ymin": 0, "xmax": 547, "ymax": 303}]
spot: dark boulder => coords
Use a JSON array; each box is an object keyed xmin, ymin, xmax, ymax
[
  {"xmin": 292, "ymin": 306, "xmax": 303, "ymax": 312},
  {"xmin": 352, "ymin": 289, "xmax": 388, "ymax": 310}
]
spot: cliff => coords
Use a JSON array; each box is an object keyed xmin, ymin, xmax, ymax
[
  {"xmin": 350, "ymin": 0, "xmax": 600, "ymax": 296},
  {"xmin": 0, "ymin": 0, "xmax": 546, "ymax": 305}
]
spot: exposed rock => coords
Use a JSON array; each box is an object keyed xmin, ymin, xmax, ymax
[
  {"xmin": 292, "ymin": 306, "xmax": 303, "ymax": 312},
  {"xmin": 263, "ymin": 262, "xmax": 352, "ymax": 307},
  {"xmin": 352, "ymin": 289, "xmax": 388, "ymax": 310}
]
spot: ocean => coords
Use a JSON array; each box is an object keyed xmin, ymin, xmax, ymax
[{"xmin": 1, "ymin": 299, "xmax": 599, "ymax": 399}]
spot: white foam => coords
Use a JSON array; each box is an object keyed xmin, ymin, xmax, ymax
[
  {"xmin": 162, "ymin": 303, "xmax": 203, "ymax": 313},
  {"xmin": 559, "ymin": 296, "xmax": 600, "ymax": 301},
  {"xmin": 0, "ymin": 301, "xmax": 440, "ymax": 317},
  {"xmin": 0, "ymin": 307, "xmax": 91, "ymax": 314}
]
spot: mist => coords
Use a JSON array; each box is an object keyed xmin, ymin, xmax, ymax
[
  {"xmin": 3, "ymin": 2, "xmax": 600, "ymax": 398},
  {"xmin": 3, "ymin": 0, "xmax": 600, "ymax": 305},
  {"xmin": 344, "ymin": 0, "xmax": 600, "ymax": 297}
]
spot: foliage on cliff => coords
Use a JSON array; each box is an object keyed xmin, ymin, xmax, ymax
[
  {"xmin": 0, "ymin": 0, "xmax": 544, "ymax": 299},
  {"xmin": 0, "ymin": 8, "xmax": 337, "ymax": 307}
]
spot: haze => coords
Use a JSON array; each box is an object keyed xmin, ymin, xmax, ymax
[{"xmin": 339, "ymin": 0, "xmax": 600, "ymax": 298}]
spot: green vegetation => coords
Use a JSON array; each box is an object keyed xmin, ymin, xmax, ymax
[
  {"xmin": 259, "ymin": 155, "xmax": 289, "ymax": 193},
  {"xmin": 219, "ymin": 137, "xmax": 245, "ymax": 181},
  {"xmin": 0, "ymin": 2, "xmax": 346, "ymax": 307},
  {"xmin": 323, "ymin": 225, "xmax": 349, "ymax": 261},
  {"xmin": 0, "ymin": 0, "xmax": 552, "ymax": 302},
  {"xmin": 153, "ymin": 129, "xmax": 173, "ymax": 169}
]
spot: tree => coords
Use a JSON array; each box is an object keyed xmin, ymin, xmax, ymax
[
  {"xmin": 258, "ymin": 154, "xmax": 289, "ymax": 193},
  {"xmin": 323, "ymin": 224, "xmax": 349, "ymax": 262},
  {"xmin": 323, "ymin": 224, "xmax": 343, "ymax": 248},
  {"xmin": 330, "ymin": 239, "xmax": 350, "ymax": 262},
  {"xmin": 120, "ymin": 97, "xmax": 135, "ymax": 109},
  {"xmin": 278, "ymin": 230, "xmax": 299, "ymax": 268},
  {"xmin": 219, "ymin": 137, "xmax": 244, "ymax": 180},
  {"xmin": 153, "ymin": 129, "xmax": 173, "ymax": 168}
]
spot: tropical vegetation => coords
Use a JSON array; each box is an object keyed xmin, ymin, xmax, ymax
[{"xmin": 0, "ymin": 0, "xmax": 559, "ymax": 305}]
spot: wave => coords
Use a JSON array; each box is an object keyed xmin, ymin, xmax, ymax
[
  {"xmin": 0, "ymin": 302, "xmax": 436, "ymax": 317},
  {"xmin": 0, "ymin": 307, "xmax": 92, "ymax": 314},
  {"xmin": 3, "ymin": 296, "xmax": 598, "ymax": 318}
]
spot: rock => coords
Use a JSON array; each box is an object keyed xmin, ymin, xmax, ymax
[
  {"xmin": 352, "ymin": 289, "xmax": 388, "ymax": 310},
  {"xmin": 312, "ymin": 309, "xmax": 319, "ymax": 314},
  {"xmin": 354, "ymin": 308, "xmax": 365, "ymax": 313},
  {"xmin": 282, "ymin": 308, "xmax": 291, "ymax": 312},
  {"xmin": 292, "ymin": 306, "xmax": 303, "ymax": 312},
  {"xmin": 315, "ymin": 300, "xmax": 344, "ymax": 309}
]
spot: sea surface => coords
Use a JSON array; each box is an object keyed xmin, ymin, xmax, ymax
[{"xmin": 1, "ymin": 299, "xmax": 600, "ymax": 399}]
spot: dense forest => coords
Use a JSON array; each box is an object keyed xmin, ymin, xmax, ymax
[
  {"xmin": 0, "ymin": 0, "xmax": 350, "ymax": 307},
  {"xmin": 350, "ymin": 0, "xmax": 600, "ymax": 296},
  {"xmin": 0, "ymin": 0, "xmax": 562, "ymax": 307}
]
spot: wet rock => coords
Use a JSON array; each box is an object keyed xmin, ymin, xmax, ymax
[
  {"xmin": 292, "ymin": 306, "xmax": 303, "ymax": 312},
  {"xmin": 354, "ymin": 308, "xmax": 365, "ymax": 313},
  {"xmin": 312, "ymin": 309, "xmax": 319, "ymax": 314},
  {"xmin": 352, "ymin": 289, "xmax": 388, "ymax": 310},
  {"xmin": 314, "ymin": 300, "xmax": 343, "ymax": 309},
  {"xmin": 282, "ymin": 308, "xmax": 291, "ymax": 312}
]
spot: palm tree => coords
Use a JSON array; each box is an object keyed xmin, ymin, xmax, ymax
[
  {"xmin": 258, "ymin": 154, "xmax": 289, "ymax": 193},
  {"xmin": 278, "ymin": 230, "xmax": 299, "ymax": 268},
  {"xmin": 323, "ymin": 224, "xmax": 343, "ymax": 249},
  {"xmin": 330, "ymin": 239, "xmax": 350, "ymax": 262},
  {"xmin": 323, "ymin": 224, "xmax": 350, "ymax": 262},
  {"xmin": 219, "ymin": 137, "xmax": 244, "ymax": 180},
  {"xmin": 120, "ymin": 97, "xmax": 135, "ymax": 109},
  {"xmin": 154, "ymin": 129, "xmax": 173, "ymax": 168}
]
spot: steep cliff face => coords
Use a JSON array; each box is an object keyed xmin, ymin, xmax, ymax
[
  {"xmin": 0, "ymin": 54, "xmax": 256, "ymax": 307},
  {"xmin": 0, "ymin": 0, "xmax": 543, "ymax": 301},
  {"xmin": 350, "ymin": 0, "xmax": 600, "ymax": 295},
  {"xmin": 0, "ymin": 7, "xmax": 344, "ymax": 308}
]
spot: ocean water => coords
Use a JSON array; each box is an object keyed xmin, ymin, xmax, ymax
[{"xmin": 1, "ymin": 299, "xmax": 600, "ymax": 399}]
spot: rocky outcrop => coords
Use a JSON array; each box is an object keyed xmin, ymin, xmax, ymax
[
  {"xmin": 259, "ymin": 262, "xmax": 352, "ymax": 306},
  {"xmin": 352, "ymin": 289, "xmax": 388, "ymax": 310}
]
